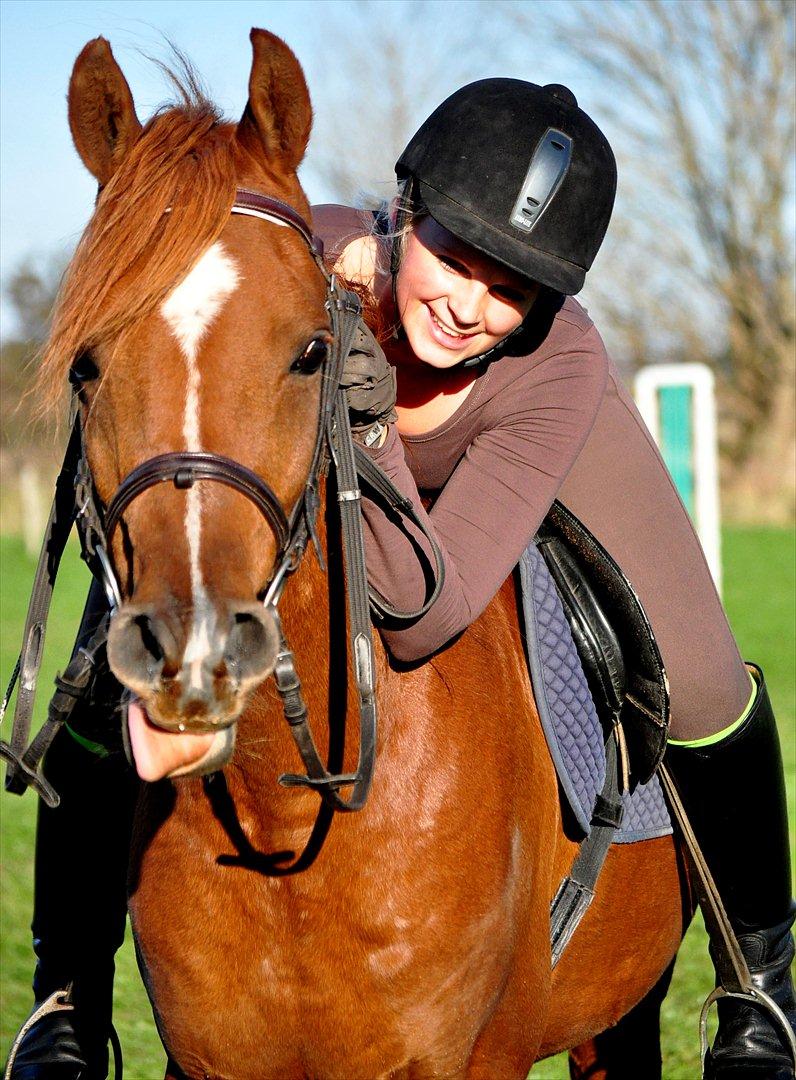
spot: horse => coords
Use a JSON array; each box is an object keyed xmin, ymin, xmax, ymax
[{"xmin": 39, "ymin": 28, "xmax": 691, "ymax": 1079}]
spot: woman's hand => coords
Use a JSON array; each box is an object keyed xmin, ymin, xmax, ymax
[{"xmin": 340, "ymin": 321, "xmax": 397, "ymax": 446}]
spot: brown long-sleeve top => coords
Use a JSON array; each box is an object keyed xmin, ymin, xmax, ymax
[{"xmin": 314, "ymin": 205, "xmax": 749, "ymax": 739}]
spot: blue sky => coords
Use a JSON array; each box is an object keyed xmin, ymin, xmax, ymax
[
  {"xmin": 0, "ymin": 0, "xmax": 593, "ymax": 336},
  {"xmin": 0, "ymin": 2, "xmax": 344, "ymax": 316}
]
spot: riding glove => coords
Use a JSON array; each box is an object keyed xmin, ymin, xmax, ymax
[{"xmin": 340, "ymin": 322, "xmax": 397, "ymax": 445}]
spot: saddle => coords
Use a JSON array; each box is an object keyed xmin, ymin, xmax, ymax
[
  {"xmin": 527, "ymin": 501, "xmax": 670, "ymax": 965},
  {"xmin": 535, "ymin": 500, "xmax": 669, "ymax": 791}
]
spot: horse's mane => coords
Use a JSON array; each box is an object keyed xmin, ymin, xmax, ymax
[{"xmin": 36, "ymin": 77, "xmax": 238, "ymax": 416}]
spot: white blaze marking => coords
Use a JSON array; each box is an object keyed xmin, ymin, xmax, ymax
[
  {"xmin": 161, "ymin": 244, "xmax": 240, "ymax": 674},
  {"xmin": 183, "ymin": 604, "xmax": 215, "ymax": 690},
  {"xmin": 161, "ymin": 242, "xmax": 240, "ymax": 451}
]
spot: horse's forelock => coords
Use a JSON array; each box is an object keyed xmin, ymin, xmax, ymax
[{"xmin": 35, "ymin": 99, "xmax": 239, "ymax": 419}]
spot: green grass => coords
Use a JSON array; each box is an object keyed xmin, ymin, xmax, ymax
[
  {"xmin": 1, "ymin": 528, "xmax": 794, "ymax": 1079},
  {"xmin": 0, "ymin": 539, "xmax": 165, "ymax": 1078}
]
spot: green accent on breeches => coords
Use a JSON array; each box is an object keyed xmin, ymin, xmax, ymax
[
  {"xmin": 668, "ymin": 668, "xmax": 757, "ymax": 748},
  {"xmin": 65, "ymin": 722, "xmax": 111, "ymax": 758}
]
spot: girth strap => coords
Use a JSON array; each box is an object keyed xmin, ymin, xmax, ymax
[{"xmin": 550, "ymin": 732, "xmax": 624, "ymax": 966}]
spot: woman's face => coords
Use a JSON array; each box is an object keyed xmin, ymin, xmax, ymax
[{"xmin": 394, "ymin": 216, "xmax": 539, "ymax": 369}]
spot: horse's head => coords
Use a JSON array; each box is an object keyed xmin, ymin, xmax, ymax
[{"xmin": 45, "ymin": 32, "xmax": 331, "ymax": 763}]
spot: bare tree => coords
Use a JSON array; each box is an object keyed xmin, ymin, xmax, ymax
[
  {"xmin": 303, "ymin": 1, "xmax": 502, "ymax": 207},
  {"xmin": 500, "ymin": 0, "xmax": 795, "ymax": 520},
  {"xmin": 1, "ymin": 256, "xmax": 65, "ymax": 446},
  {"xmin": 1, "ymin": 257, "xmax": 66, "ymax": 537}
]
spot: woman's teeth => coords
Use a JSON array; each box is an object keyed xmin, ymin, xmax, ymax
[{"xmin": 430, "ymin": 310, "xmax": 470, "ymax": 338}]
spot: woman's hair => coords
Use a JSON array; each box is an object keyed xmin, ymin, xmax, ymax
[
  {"xmin": 372, "ymin": 177, "xmax": 428, "ymax": 271},
  {"xmin": 324, "ymin": 178, "xmax": 429, "ymax": 341}
]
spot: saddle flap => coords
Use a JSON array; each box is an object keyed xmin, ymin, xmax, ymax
[{"xmin": 535, "ymin": 532, "xmax": 627, "ymax": 724}]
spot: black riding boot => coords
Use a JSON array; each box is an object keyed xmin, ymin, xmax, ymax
[
  {"xmin": 666, "ymin": 666, "xmax": 796, "ymax": 1080},
  {"xmin": 6, "ymin": 584, "xmax": 137, "ymax": 1080}
]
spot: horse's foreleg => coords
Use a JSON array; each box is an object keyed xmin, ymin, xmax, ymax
[
  {"xmin": 567, "ymin": 957, "xmax": 675, "ymax": 1080},
  {"xmin": 463, "ymin": 966, "xmax": 549, "ymax": 1079}
]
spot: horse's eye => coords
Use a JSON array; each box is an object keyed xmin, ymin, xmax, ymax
[
  {"xmin": 69, "ymin": 352, "xmax": 99, "ymax": 390},
  {"xmin": 290, "ymin": 337, "xmax": 328, "ymax": 375}
]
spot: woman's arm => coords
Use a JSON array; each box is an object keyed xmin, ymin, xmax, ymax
[{"xmin": 360, "ymin": 327, "xmax": 609, "ymax": 662}]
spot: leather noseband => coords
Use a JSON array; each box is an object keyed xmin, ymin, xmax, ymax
[{"xmin": 104, "ymin": 451, "xmax": 291, "ymax": 556}]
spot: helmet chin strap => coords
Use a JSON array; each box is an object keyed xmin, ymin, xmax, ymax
[{"xmin": 460, "ymin": 323, "xmax": 525, "ymax": 368}]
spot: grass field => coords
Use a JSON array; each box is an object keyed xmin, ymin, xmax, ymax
[{"xmin": 1, "ymin": 528, "xmax": 794, "ymax": 1079}]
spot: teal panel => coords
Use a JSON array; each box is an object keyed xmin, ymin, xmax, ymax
[{"xmin": 658, "ymin": 385, "xmax": 695, "ymax": 518}]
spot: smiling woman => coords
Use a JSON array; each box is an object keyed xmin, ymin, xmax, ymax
[
  {"xmin": 310, "ymin": 73, "xmax": 796, "ymax": 1078},
  {"xmin": 394, "ymin": 216, "xmax": 538, "ymax": 367}
]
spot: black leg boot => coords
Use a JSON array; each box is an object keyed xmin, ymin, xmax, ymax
[
  {"xmin": 666, "ymin": 666, "xmax": 796, "ymax": 1080},
  {"xmin": 6, "ymin": 585, "xmax": 138, "ymax": 1080}
]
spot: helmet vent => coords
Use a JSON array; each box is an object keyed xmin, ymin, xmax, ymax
[{"xmin": 510, "ymin": 128, "xmax": 572, "ymax": 234}]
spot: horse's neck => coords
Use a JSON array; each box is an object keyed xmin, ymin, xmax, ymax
[
  {"xmin": 202, "ymin": 510, "xmax": 562, "ymax": 915},
  {"xmin": 224, "ymin": 490, "xmax": 543, "ymax": 858},
  {"xmin": 226, "ymin": 488, "xmax": 407, "ymax": 831}
]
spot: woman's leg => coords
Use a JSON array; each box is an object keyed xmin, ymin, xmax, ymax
[
  {"xmin": 8, "ymin": 582, "xmax": 138, "ymax": 1080},
  {"xmin": 559, "ymin": 374, "xmax": 794, "ymax": 1074},
  {"xmin": 666, "ymin": 667, "xmax": 796, "ymax": 1079}
]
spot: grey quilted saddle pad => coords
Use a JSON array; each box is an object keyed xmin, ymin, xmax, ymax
[{"xmin": 518, "ymin": 541, "xmax": 672, "ymax": 844}]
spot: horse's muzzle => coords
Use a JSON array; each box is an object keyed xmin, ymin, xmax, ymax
[{"xmin": 107, "ymin": 599, "xmax": 280, "ymax": 731}]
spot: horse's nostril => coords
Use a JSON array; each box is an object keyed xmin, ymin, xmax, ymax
[
  {"xmin": 134, "ymin": 614, "xmax": 165, "ymax": 663},
  {"xmin": 108, "ymin": 605, "xmax": 177, "ymax": 695},
  {"xmin": 225, "ymin": 605, "xmax": 279, "ymax": 681},
  {"xmin": 230, "ymin": 611, "xmax": 268, "ymax": 662}
]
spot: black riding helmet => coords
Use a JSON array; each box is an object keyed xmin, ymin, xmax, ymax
[{"xmin": 395, "ymin": 78, "xmax": 616, "ymax": 296}]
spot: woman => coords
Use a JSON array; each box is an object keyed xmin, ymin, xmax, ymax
[
  {"xmin": 11, "ymin": 79, "xmax": 794, "ymax": 1079},
  {"xmin": 312, "ymin": 79, "xmax": 795, "ymax": 1078}
]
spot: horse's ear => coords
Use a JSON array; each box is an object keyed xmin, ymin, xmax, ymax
[
  {"xmin": 236, "ymin": 29, "xmax": 312, "ymax": 171},
  {"xmin": 68, "ymin": 37, "xmax": 142, "ymax": 185}
]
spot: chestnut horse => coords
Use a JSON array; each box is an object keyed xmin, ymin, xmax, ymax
[{"xmin": 42, "ymin": 29, "xmax": 689, "ymax": 1080}]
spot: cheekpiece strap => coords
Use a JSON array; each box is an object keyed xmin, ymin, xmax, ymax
[{"xmin": 1, "ymin": 411, "xmax": 82, "ymax": 799}]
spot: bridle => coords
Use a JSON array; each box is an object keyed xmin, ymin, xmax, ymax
[
  {"xmin": 78, "ymin": 189, "xmax": 352, "ymax": 614},
  {"xmin": 1, "ymin": 188, "xmax": 444, "ymax": 814}
]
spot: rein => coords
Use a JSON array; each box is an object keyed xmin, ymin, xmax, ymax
[{"xmin": 0, "ymin": 188, "xmax": 444, "ymax": 814}]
